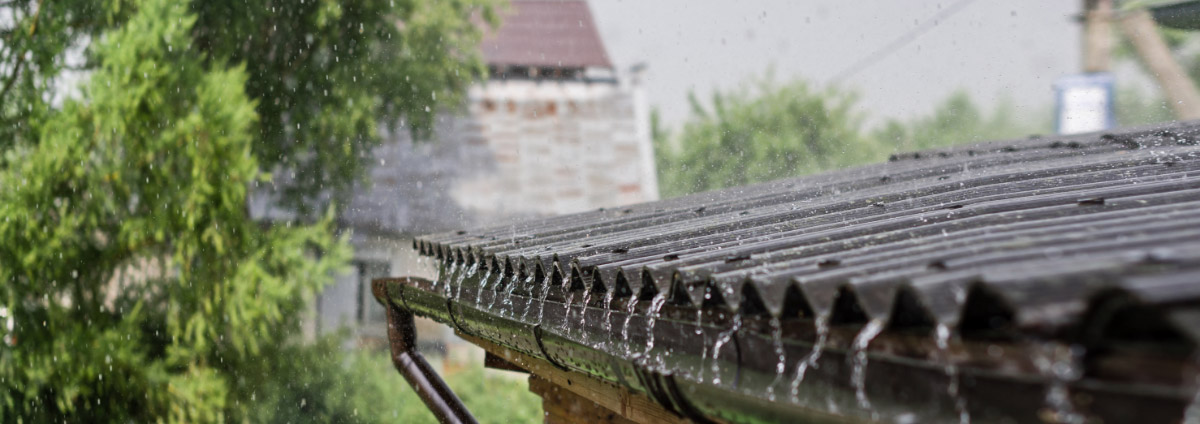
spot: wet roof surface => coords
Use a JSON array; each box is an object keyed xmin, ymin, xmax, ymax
[
  {"xmin": 419, "ymin": 123, "xmax": 1200, "ymax": 338},
  {"xmin": 481, "ymin": 0, "xmax": 613, "ymax": 69},
  {"xmin": 405, "ymin": 122, "xmax": 1200, "ymax": 422}
]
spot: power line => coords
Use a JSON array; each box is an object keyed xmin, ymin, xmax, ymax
[{"xmin": 831, "ymin": 0, "xmax": 980, "ymax": 84}]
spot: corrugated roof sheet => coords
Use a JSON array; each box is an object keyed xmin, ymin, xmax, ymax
[
  {"xmin": 403, "ymin": 121, "xmax": 1200, "ymax": 422},
  {"xmin": 481, "ymin": 0, "xmax": 613, "ymax": 69}
]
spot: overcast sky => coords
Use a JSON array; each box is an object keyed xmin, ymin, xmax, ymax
[{"xmin": 587, "ymin": 0, "xmax": 1082, "ymax": 128}]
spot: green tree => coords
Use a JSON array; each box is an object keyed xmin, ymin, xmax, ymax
[
  {"xmin": 655, "ymin": 80, "xmax": 1048, "ymax": 198},
  {"xmin": 0, "ymin": 1, "xmax": 350, "ymax": 421},
  {"xmin": 1115, "ymin": 85, "xmax": 1174, "ymax": 127},
  {"xmin": 0, "ymin": 0, "xmax": 493, "ymax": 421},
  {"xmin": 0, "ymin": 0, "xmax": 494, "ymax": 214},
  {"xmin": 872, "ymin": 90, "xmax": 1045, "ymax": 152},
  {"xmin": 654, "ymin": 78, "xmax": 881, "ymax": 197}
]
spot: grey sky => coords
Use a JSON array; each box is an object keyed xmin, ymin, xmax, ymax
[{"xmin": 588, "ymin": 0, "xmax": 1082, "ymax": 128}]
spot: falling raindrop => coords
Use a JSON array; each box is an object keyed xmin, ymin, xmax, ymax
[
  {"xmin": 641, "ymin": 292, "xmax": 669, "ymax": 369},
  {"xmin": 503, "ymin": 274, "xmax": 522, "ymax": 317},
  {"xmin": 535, "ymin": 274, "xmax": 553, "ymax": 325},
  {"xmin": 621, "ymin": 296, "xmax": 641, "ymax": 357},
  {"xmin": 766, "ymin": 317, "xmax": 787, "ymax": 401},
  {"xmin": 561, "ymin": 290, "xmax": 576, "ymax": 333},
  {"xmin": 474, "ymin": 268, "xmax": 491, "ymax": 304},
  {"xmin": 453, "ymin": 262, "xmax": 477, "ymax": 301},
  {"xmin": 1180, "ymin": 358, "xmax": 1200, "ymax": 423},
  {"xmin": 935, "ymin": 324, "xmax": 971, "ymax": 424},
  {"xmin": 1033, "ymin": 343, "xmax": 1085, "ymax": 424},
  {"xmin": 711, "ymin": 314, "xmax": 743, "ymax": 386},
  {"xmin": 791, "ymin": 312, "xmax": 830, "ymax": 402},
  {"xmin": 577, "ymin": 289, "xmax": 594, "ymax": 344},
  {"xmin": 601, "ymin": 289, "xmax": 616, "ymax": 349},
  {"xmin": 520, "ymin": 273, "xmax": 536, "ymax": 320},
  {"xmin": 850, "ymin": 319, "xmax": 885, "ymax": 415}
]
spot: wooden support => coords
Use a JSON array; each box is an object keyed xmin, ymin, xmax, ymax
[
  {"xmin": 456, "ymin": 331, "xmax": 694, "ymax": 424},
  {"xmin": 1118, "ymin": 9, "xmax": 1200, "ymax": 120},
  {"xmin": 1083, "ymin": 0, "xmax": 1113, "ymax": 72},
  {"xmin": 530, "ymin": 376, "xmax": 637, "ymax": 424}
]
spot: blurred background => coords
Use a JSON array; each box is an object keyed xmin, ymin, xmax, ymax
[{"xmin": 4, "ymin": 0, "xmax": 1199, "ymax": 421}]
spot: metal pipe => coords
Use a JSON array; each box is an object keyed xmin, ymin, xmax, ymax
[{"xmin": 373, "ymin": 278, "xmax": 478, "ymax": 424}]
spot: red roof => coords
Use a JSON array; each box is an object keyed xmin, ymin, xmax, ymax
[{"xmin": 481, "ymin": 0, "xmax": 613, "ymax": 69}]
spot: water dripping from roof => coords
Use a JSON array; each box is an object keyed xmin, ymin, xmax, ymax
[
  {"xmin": 695, "ymin": 309, "xmax": 708, "ymax": 380},
  {"xmin": 521, "ymin": 273, "xmax": 537, "ymax": 321},
  {"xmin": 474, "ymin": 268, "xmax": 492, "ymax": 304},
  {"xmin": 561, "ymin": 289, "xmax": 576, "ymax": 331},
  {"xmin": 1181, "ymin": 358, "xmax": 1200, "ymax": 423},
  {"xmin": 766, "ymin": 316, "xmax": 787, "ymax": 402},
  {"xmin": 621, "ymin": 296, "xmax": 641, "ymax": 357},
  {"xmin": 501, "ymin": 274, "xmax": 519, "ymax": 317},
  {"xmin": 850, "ymin": 318, "xmax": 885, "ymax": 417},
  {"xmin": 1033, "ymin": 343, "xmax": 1085, "ymax": 424},
  {"xmin": 577, "ymin": 289, "xmax": 593, "ymax": 344},
  {"xmin": 936, "ymin": 323, "xmax": 970, "ymax": 424},
  {"xmin": 711, "ymin": 313, "xmax": 743, "ymax": 386},
  {"xmin": 790, "ymin": 312, "xmax": 830, "ymax": 402},
  {"xmin": 641, "ymin": 292, "xmax": 669, "ymax": 370},
  {"xmin": 436, "ymin": 261, "xmax": 457, "ymax": 292},
  {"xmin": 601, "ymin": 289, "xmax": 616, "ymax": 350},
  {"xmin": 486, "ymin": 272, "xmax": 507, "ymax": 311},
  {"xmin": 535, "ymin": 273, "xmax": 553, "ymax": 325},
  {"xmin": 459, "ymin": 262, "xmax": 479, "ymax": 301}
]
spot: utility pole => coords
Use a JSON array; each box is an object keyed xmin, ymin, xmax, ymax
[
  {"xmin": 1083, "ymin": 0, "xmax": 1113, "ymax": 72},
  {"xmin": 1118, "ymin": 8, "xmax": 1200, "ymax": 120}
]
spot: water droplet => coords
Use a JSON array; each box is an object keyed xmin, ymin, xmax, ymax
[
  {"xmin": 535, "ymin": 274, "xmax": 553, "ymax": 325},
  {"xmin": 602, "ymin": 290, "xmax": 616, "ymax": 349},
  {"xmin": 791, "ymin": 313, "xmax": 830, "ymax": 402},
  {"xmin": 621, "ymin": 296, "xmax": 641, "ymax": 357},
  {"xmin": 850, "ymin": 319, "xmax": 884, "ymax": 415},
  {"xmin": 641, "ymin": 292, "xmax": 669, "ymax": 370},
  {"xmin": 936, "ymin": 323, "xmax": 971, "ymax": 424},
  {"xmin": 766, "ymin": 317, "xmax": 787, "ymax": 401},
  {"xmin": 1033, "ymin": 343, "xmax": 1085, "ymax": 424},
  {"xmin": 711, "ymin": 314, "xmax": 743, "ymax": 386}
]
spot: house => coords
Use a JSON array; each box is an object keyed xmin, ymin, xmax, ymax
[{"xmin": 303, "ymin": 0, "xmax": 658, "ymax": 345}]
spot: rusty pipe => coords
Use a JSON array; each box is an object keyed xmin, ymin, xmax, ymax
[{"xmin": 373, "ymin": 278, "xmax": 478, "ymax": 424}]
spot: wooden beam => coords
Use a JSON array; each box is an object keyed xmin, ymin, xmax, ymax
[
  {"xmin": 456, "ymin": 331, "xmax": 694, "ymax": 424},
  {"xmin": 530, "ymin": 376, "xmax": 637, "ymax": 424},
  {"xmin": 1083, "ymin": 0, "xmax": 1114, "ymax": 72},
  {"xmin": 1118, "ymin": 9, "xmax": 1200, "ymax": 120}
]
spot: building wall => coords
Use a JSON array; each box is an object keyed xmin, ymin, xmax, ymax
[
  {"xmin": 315, "ymin": 76, "xmax": 659, "ymax": 346},
  {"xmin": 452, "ymin": 78, "xmax": 658, "ymax": 218}
]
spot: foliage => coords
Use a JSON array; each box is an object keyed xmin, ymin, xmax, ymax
[
  {"xmin": 653, "ymin": 78, "xmax": 881, "ymax": 197},
  {"xmin": 0, "ymin": 0, "xmax": 499, "ymax": 419},
  {"xmin": 0, "ymin": 0, "xmax": 495, "ymax": 215},
  {"xmin": 233, "ymin": 340, "xmax": 541, "ymax": 424},
  {"xmin": 872, "ymin": 90, "xmax": 1044, "ymax": 152},
  {"xmin": 654, "ymin": 79, "xmax": 1045, "ymax": 197},
  {"xmin": 189, "ymin": 0, "xmax": 496, "ymax": 214},
  {"xmin": 1115, "ymin": 85, "xmax": 1174, "ymax": 127}
]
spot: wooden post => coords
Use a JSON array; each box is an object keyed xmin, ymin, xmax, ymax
[
  {"xmin": 529, "ymin": 376, "xmax": 637, "ymax": 424},
  {"xmin": 1118, "ymin": 9, "xmax": 1200, "ymax": 120},
  {"xmin": 1083, "ymin": 0, "xmax": 1113, "ymax": 72}
]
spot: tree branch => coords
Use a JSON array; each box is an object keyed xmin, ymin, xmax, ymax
[{"xmin": 0, "ymin": 0, "xmax": 44, "ymax": 104}]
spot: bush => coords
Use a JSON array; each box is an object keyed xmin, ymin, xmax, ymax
[{"xmin": 232, "ymin": 337, "xmax": 542, "ymax": 424}]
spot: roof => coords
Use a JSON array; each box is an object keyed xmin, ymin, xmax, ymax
[
  {"xmin": 1150, "ymin": 0, "xmax": 1200, "ymax": 30},
  {"xmin": 395, "ymin": 121, "xmax": 1200, "ymax": 423},
  {"xmin": 481, "ymin": 0, "xmax": 613, "ymax": 69}
]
